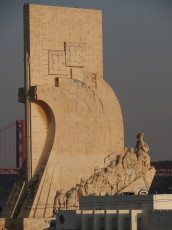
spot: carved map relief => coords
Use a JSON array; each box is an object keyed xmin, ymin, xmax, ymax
[
  {"xmin": 65, "ymin": 42, "xmax": 86, "ymax": 67},
  {"xmin": 48, "ymin": 50, "xmax": 68, "ymax": 75}
]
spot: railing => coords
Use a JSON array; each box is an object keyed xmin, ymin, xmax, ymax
[
  {"xmin": 0, "ymin": 168, "xmax": 20, "ymax": 175},
  {"xmin": 155, "ymin": 169, "xmax": 172, "ymax": 176}
]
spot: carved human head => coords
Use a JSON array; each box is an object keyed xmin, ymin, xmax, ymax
[
  {"xmin": 118, "ymin": 154, "xmax": 123, "ymax": 163},
  {"xmin": 107, "ymin": 165, "xmax": 111, "ymax": 172},
  {"xmin": 124, "ymin": 147, "xmax": 128, "ymax": 154},
  {"xmin": 129, "ymin": 147, "xmax": 134, "ymax": 153},
  {"xmin": 127, "ymin": 162, "xmax": 132, "ymax": 169},
  {"xmin": 84, "ymin": 180, "xmax": 89, "ymax": 190},
  {"xmin": 60, "ymin": 189, "xmax": 64, "ymax": 194},
  {"xmin": 97, "ymin": 171, "xmax": 102, "ymax": 177},
  {"xmin": 110, "ymin": 160, "xmax": 116, "ymax": 168},
  {"xmin": 80, "ymin": 178, "xmax": 85, "ymax": 184},
  {"xmin": 94, "ymin": 166, "xmax": 100, "ymax": 175},
  {"xmin": 136, "ymin": 132, "xmax": 144, "ymax": 140}
]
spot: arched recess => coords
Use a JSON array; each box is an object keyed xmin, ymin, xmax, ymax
[
  {"xmin": 32, "ymin": 100, "xmax": 56, "ymax": 177},
  {"xmin": 16, "ymin": 100, "xmax": 55, "ymax": 218}
]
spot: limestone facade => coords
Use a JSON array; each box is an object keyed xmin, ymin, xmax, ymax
[
  {"xmin": 2, "ymin": 4, "xmax": 155, "ymax": 222},
  {"xmin": 25, "ymin": 4, "xmax": 124, "ymax": 185},
  {"xmin": 2, "ymin": 4, "xmax": 124, "ymax": 219}
]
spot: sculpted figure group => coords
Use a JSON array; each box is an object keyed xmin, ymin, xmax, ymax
[{"xmin": 53, "ymin": 133, "xmax": 152, "ymax": 214}]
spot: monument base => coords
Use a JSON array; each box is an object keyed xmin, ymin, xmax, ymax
[
  {"xmin": 120, "ymin": 167, "xmax": 156, "ymax": 194},
  {"xmin": 0, "ymin": 217, "xmax": 54, "ymax": 230}
]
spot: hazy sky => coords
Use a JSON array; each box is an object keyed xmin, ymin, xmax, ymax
[{"xmin": 0, "ymin": 0, "xmax": 172, "ymax": 161}]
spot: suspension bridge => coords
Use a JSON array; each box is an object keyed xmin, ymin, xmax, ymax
[{"xmin": 0, "ymin": 120, "xmax": 25, "ymax": 174}]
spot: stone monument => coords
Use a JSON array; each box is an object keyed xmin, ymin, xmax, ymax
[
  {"xmin": 52, "ymin": 132, "xmax": 155, "ymax": 213},
  {"xmin": 1, "ymin": 4, "xmax": 155, "ymax": 228}
]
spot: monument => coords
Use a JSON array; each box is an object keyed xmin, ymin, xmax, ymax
[
  {"xmin": 53, "ymin": 132, "xmax": 155, "ymax": 213},
  {"xmin": 1, "ymin": 3, "xmax": 155, "ymax": 229}
]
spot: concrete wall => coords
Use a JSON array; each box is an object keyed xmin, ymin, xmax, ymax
[
  {"xmin": 56, "ymin": 208, "xmax": 172, "ymax": 230},
  {"xmin": 79, "ymin": 195, "xmax": 154, "ymax": 211},
  {"xmin": 0, "ymin": 218, "xmax": 54, "ymax": 230},
  {"xmin": 153, "ymin": 194, "xmax": 172, "ymax": 210},
  {"xmin": 146, "ymin": 210, "xmax": 172, "ymax": 230},
  {"xmin": 56, "ymin": 209, "xmax": 143, "ymax": 230}
]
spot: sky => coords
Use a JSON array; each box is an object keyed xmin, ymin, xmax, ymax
[{"xmin": 0, "ymin": 0, "xmax": 172, "ymax": 162}]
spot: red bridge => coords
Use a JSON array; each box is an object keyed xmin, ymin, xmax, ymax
[{"xmin": 0, "ymin": 120, "xmax": 25, "ymax": 174}]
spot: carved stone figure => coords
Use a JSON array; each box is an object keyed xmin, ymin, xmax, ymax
[
  {"xmin": 84, "ymin": 180, "xmax": 94, "ymax": 195},
  {"xmin": 94, "ymin": 166, "xmax": 101, "ymax": 175},
  {"xmin": 107, "ymin": 164, "xmax": 117, "ymax": 195},
  {"xmin": 124, "ymin": 147, "xmax": 128, "ymax": 154},
  {"xmin": 129, "ymin": 147, "xmax": 137, "ymax": 166},
  {"xmin": 123, "ymin": 148, "xmax": 137, "ymax": 186},
  {"xmin": 135, "ymin": 133, "xmax": 151, "ymax": 174},
  {"xmin": 77, "ymin": 178, "xmax": 86, "ymax": 197},
  {"xmin": 124, "ymin": 164, "xmax": 135, "ymax": 187},
  {"xmin": 106, "ymin": 161, "xmax": 116, "ymax": 184},
  {"xmin": 116, "ymin": 155, "xmax": 125, "ymax": 191},
  {"xmin": 54, "ymin": 134, "xmax": 155, "ymax": 210},
  {"xmin": 53, "ymin": 189, "xmax": 66, "ymax": 215},
  {"xmin": 104, "ymin": 152, "xmax": 117, "ymax": 166},
  {"xmin": 134, "ymin": 160, "xmax": 140, "ymax": 178},
  {"xmin": 85, "ymin": 167, "xmax": 100, "ymax": 190},
  {"xmin": 94, "ymin": 171, "xmax": 106, "ymax": 195},
  {"xmin": 66, "ymin": 188, "xmax": 78, "ymax": 210},
  {"xmin": 135, "ymin": 132, "xmax": 149, "ymax": 155}
]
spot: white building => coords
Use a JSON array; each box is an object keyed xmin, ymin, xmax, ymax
[{"xmin": 55, "ymin": 194, "xmax": 172, "ymax": 230}]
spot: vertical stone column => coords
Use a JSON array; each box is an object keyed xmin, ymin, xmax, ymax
[{"xmin": 25, "ymin": 51, "xmax": 32, "ymax": 184}]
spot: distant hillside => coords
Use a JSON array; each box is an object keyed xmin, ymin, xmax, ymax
[
  {"xmin": 0, "ymin": 175, "xmax": 17, "ymax": 202},
  {"xmin": 0, "ymin": 174, "xmax": 18, "ymax": 216},
  {"xmin": 150, "ymin": 161, "xmax": 172, "ymax": 194},
  {"xmin": 151, "ymin": 160, "xmax": 172, "ymax": 169}
]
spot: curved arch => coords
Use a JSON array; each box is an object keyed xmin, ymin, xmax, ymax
[
  {"xmin": 33, "ymin": 100, "xmax": 55, "ymax": 177},
  {"xmin": 16, "ymin": 100, "xmax": 56, "ymax": 218}
]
